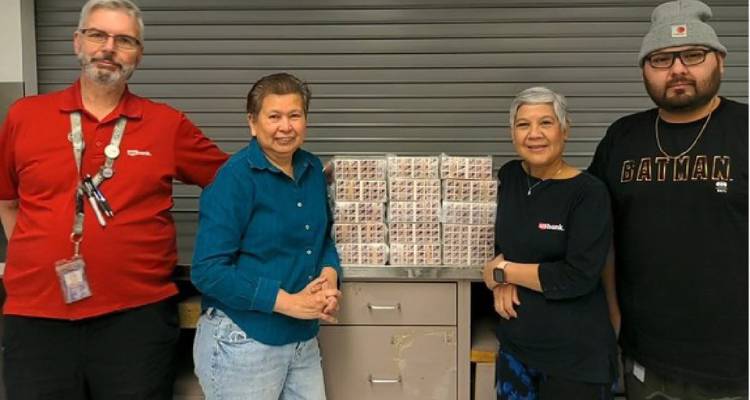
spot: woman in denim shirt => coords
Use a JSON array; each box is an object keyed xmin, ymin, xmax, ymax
[{"xmin": 192, "ymin": 73, "xmax": 342, "ymax": 400}]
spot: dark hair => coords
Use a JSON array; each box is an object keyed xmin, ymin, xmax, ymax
[{"xmin": 246, "ymin": 73, "xmax": 311, "ymax": 118}]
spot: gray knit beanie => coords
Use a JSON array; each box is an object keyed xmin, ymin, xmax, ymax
[{"xmin": 638, "ymin": 0, "xmax": 727, "ymax": 65}]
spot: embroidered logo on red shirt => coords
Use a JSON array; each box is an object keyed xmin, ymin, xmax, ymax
[
  {"xmin": 538, "ymin": 222, "xmax": 565, "ymax": 232},
  {"xmin": 127, "ymin": 149, "xmax": 152, "ymax": 157}
]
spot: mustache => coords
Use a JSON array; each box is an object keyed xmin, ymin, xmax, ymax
[
  {"xmin": 666, "ymin": 78, "xmax": 696, "ymax": 88},
  {"xmin": 89, "ymin": 55, "xmax": 122, "ymax": 69}
]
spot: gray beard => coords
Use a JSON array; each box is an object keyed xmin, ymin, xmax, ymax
[
  {"xmin": 84, "ymin": 65, "xmax": 121, "ymax": 85},
  {"xmin": 77, "ymin": 53, "xmax": 135, "ymax": 86}
]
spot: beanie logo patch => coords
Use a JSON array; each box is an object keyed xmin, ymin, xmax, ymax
[{"xmin": 671, "ymin": 24, "xmax": 688, "ymax": 38}]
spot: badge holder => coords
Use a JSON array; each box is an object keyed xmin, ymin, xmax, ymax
[
  {"xmin": 55, "ymin": 233, "xmax": 92, "ymax": 304},
  {"xmin": 59, "ymin": 112, "xmax": 126, "ymax": 304}
]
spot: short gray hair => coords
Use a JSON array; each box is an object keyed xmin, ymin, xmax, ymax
[
  {"xmin": 77, "ymin": 0, "xmax": 144, "ymax": 41},
  {"xmin": 509, "ymin": 87, "xmax": 570, "ymax": 132}
]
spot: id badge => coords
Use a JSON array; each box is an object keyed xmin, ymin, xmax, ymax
[{"xmin": 55, "ymin": 256, "xmax": 92, "ymax": 303}]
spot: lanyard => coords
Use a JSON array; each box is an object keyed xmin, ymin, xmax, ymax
[{"xmin": 69, "ymin": 111, "xmax": 127, "ymax": 254}]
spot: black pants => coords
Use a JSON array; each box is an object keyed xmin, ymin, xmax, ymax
[
  {"xmin": 2, "ymin": 298, "xmax": 180, "ymax": 400},
  {"xmin": 623, "ymin": 357, "xmax": 748, "ymax": 400}
]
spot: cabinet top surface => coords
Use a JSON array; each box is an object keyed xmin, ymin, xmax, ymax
[
  {"xmin": 340, "ymin": 265, "xmax": 483, "ymax": 281},
  {"xmin": 170, "ymin": 264, "xmax": 483, "ymax": 282}
]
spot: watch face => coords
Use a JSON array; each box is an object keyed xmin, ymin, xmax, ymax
[{"xmin": 493, "ymin": 268, "xmax": 505, "ymax": 284}]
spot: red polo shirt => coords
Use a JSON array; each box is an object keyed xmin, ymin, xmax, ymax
[{"xmin": 0, "ymin": 80, "xmax": 228, "ymax": 319}]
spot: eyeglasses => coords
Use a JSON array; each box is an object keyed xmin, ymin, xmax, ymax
[
  {"xmin": 645, "ymin": 48, "xmax": 714, "ymax": 69},
  {"xmin": 79, "ymin": 28, "xmax": 141, "ymax": 51}
]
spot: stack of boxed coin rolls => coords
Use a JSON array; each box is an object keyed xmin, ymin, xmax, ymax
[
  {"xmin": 386, "ymin": 155, "xmax": 442, "ymax": 266},
  {"xmin": 330, "ymin": 154, "xmax": 497, "ymax": 267},
  {"xmin": 440, "ymin": 155, "xmax": 497, "ymax": 266},
  {"xmin": 331, "ymin": 157, "xmax": 389, "ymax": 265}
]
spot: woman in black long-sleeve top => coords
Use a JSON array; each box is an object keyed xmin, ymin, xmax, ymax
[{"xmin": 483, "ymin": 87, "xmax": 616, "ymax": 400}]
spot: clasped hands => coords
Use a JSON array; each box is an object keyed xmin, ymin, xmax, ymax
[
  {"xmin": 276, "ymin": 267, "xmax": 342, "ymax": 323},
  {"xmin": 308, "ymin": 272, "xmax": 342, "ymax": 323},
  {"xmin": 483, "ymin": 254, "xmax": 521, "ymax": 320}
]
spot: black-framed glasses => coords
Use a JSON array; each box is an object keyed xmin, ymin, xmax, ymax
[
  {"xmin": 645, "ymin": 48, "xmax": 714, "ymax": 69},
  {"xmin": 79, "ymin": 28, "xmax": 141, "ymax": 51}
]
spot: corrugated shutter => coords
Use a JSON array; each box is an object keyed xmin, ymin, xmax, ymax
[{"xmin": 35, "ymin": 0, "xmax": 748, "ymax": 263}]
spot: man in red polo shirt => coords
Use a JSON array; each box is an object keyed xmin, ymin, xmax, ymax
[{"xmin": 0, "ymin": 0, "xmax": 227, "ymax": 398}]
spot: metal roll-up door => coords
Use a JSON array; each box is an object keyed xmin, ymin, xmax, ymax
[{"xmin": 35, "ymin": 0, "xmax": 749, "ymax": 263}]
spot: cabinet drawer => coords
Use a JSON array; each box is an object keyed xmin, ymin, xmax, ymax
[
  {"xmin": 334, "ymin": 282, "xmax": 456, "ymax": 325},
  {"xmin": 319, "ymin": 325, "xmax": 457, "ymax": 400}
]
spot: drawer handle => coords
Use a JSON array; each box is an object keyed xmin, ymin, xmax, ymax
[
  {"xmin": 367, "ymin": 303, "xmax": 401, "ymax": 311},
  {"xmin": 369, "ymin": 375, "xmax": 401, "ymax": 384}
]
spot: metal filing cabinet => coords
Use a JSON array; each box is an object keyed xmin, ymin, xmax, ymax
[{"xmin": 319, "ymin": 282, "xmax": 458, "ymax": 400}]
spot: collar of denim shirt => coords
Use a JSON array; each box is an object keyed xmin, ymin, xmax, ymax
[{"xmin": 245, "ymin": 138, "xmax": 314, "ymax": 181}]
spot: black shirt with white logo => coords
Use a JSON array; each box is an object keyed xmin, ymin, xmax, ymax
[
  {"xmin": 588, "ymin": 98, "xmax": 748, "ymax": 388},
  {"xmin": 494, "ymin": 160, "xmax": 617, "ymax": 384}
]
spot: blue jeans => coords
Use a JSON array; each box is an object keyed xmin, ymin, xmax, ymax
[{"xmin": 193, "ymin": 308, "xmax": 327, "ymax": 400}]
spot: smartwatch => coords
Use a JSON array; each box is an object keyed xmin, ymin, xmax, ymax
[{"xmin": 493, "ymin": 261, "xmax": 510, "ymax": 284}]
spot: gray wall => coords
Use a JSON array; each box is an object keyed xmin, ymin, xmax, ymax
[
  {"xmin": 0, "ymin": 82, "xmax": 20, "ymax": 398},
  {"xmin": 0, "ymin": 0, "xmax": 23, "ymax": 83},
  {"xmin": 0, "ymin": 83, "xmax": 23, "ymax": 261},
  {"xmin": 0, "ymin": 0, "xmax": 36, "ymax": 262},
  {"xmin": 0, "ymin": 83, "xmax": 23, "ymax": 262},
  {"xmin": 34, "ymin": 0, "xmax": 749, "ymax": 263}
]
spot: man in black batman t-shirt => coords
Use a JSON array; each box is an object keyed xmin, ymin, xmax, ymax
[{"xmin": 588, "ymin": 1, "xmax": 748, "ymax": 399}]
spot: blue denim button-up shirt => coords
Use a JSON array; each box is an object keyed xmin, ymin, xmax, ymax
[{"xmin": 192, "ymin": 138, "xmax": 341, "ymax": 346}]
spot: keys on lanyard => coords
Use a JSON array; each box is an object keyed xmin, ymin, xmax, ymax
[{"xmin": 81, "ymin": 175, "xmax": 114, "ymax": 227}]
